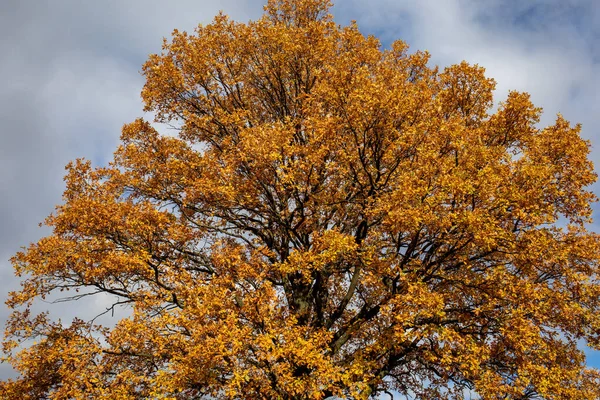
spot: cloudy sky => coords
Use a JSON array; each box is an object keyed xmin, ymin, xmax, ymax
[{"xmin": 1, "ymin": 0, "xmax": 599, "ymax": 379}]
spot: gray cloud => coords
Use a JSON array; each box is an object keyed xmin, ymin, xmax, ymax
[
  {"xmin": 1, "ymin": 0, "xmax": 599, "ymax": 379},
  {"xmin": 0, "ymin": 0, "xmax": 262, "ymax": 378}
]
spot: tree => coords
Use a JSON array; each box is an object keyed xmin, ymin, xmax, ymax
[{"xmin": 2, "ymin": 0, "xmax": 600, "ymax": 398}]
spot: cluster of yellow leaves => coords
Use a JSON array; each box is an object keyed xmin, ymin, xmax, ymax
[{"xmin": 2, "ymin": 0, "xmax": 600, "ymax": 398}]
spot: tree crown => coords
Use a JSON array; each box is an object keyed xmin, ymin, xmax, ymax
[{"xmin": 2, "ymin": 0, "xmax": 600, "ymax": 398}]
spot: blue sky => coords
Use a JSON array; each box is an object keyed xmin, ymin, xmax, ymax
[{"xmin": 0, "ymin": 0, "xmax": 599, "ymax": 382}]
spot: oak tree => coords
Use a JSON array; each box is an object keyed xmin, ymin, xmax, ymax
[{"xmin": 2, "ymin": 0, "xmax": 600, "ymax": 398}]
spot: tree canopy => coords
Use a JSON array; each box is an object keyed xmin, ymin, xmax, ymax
[{"xmin": 2, "ymin": 0, "xmax": 600, "ymax": 398}]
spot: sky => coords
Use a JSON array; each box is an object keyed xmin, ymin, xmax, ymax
[{"xmin": 1, "ymin": 0, "xmax": 599, "ymax": 382}]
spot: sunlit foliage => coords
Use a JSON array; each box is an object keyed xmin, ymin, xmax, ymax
[{"xmin": 2, "ymin": 0, "xmax": 600, "ymax": 398}]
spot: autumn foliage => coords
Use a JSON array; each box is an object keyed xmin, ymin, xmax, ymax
[{"xmin": 3, "ymin": 0, "xmax": 600, "ymax": 398}]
